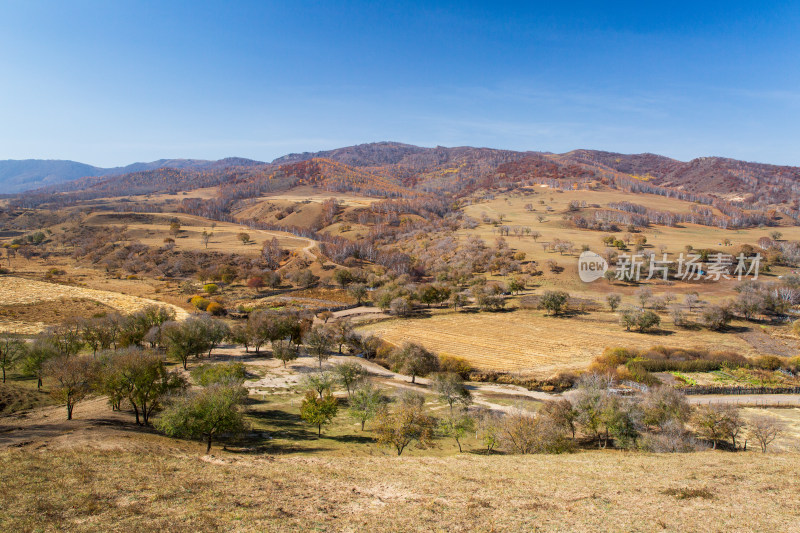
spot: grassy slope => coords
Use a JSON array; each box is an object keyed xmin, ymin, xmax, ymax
[
  {"xmin": 0, "ymin": 381, "xmax": 55, "ymax": 414},
  {"xmin": 1, "ymin": 448, "xmax": 798, "ymax": 532},
  {"xmin": 460, "ymin": 188, "xmax": 800, "ymax": 302},
  {"xmin": 80, "ymin": 212, "xmax": 311, "ymax": 257}
]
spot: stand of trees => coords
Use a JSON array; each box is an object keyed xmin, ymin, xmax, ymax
[{"xmin": 1, "ymin": 297, "xmax": 792, "ymax": 456}]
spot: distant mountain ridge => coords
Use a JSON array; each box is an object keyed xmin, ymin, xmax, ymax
[
  {"xmin": 0, "ymin": 159, "xmax": 104, "ymax": 194},
  {"xmin": 273, "ymin": 142, "xmax": 800, "ymax": 202},
  {"xmin": 6, "ymin": 143, "xmax": 800, "ymax": 214},
  {"xmin": 0, "ymin": 157, "xmax": 265, "ymax": 194}
]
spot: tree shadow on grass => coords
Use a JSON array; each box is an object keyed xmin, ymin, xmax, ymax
[
  {"xmin": 234, "ymin": 352, "xmax": 273, "ymax": 363},
  {"xmin": 225, "ymin": 441, "xmax": 332, "ymax": 454},
  {"xmin": 556, "ymin": 309, "xmax": 591, "ymax": 318},
  {"xmin": 327, "ymin": 433, "xmax": 375, "ymax": 444},
  {"xmin": 292, "ymin": 362, "xmax": 326, "ymax": 374},
  {"xmin": 629, "ymin": 328, "xmax": 675, "ymax": 336},
  {"xmin": 247, "ymin": 409, "xmax": 319, "ymax": 441},
  {"xmin": 234, "ymin": 408, "xmax": 336, "ymax": 454},
  {"xmin": 485, "ymin": 307, "xmax": 518, "ymax": 314},
  {"xmin": 723, "ymin": 324, "xmax": 751, "ymax": 334},
  {"xmin": 466, "ymin": 448, "xmax": 507, "ymax": 456}
]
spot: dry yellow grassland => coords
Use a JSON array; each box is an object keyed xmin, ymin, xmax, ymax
[
  {"xmin": 358, "ymin": 310, "xmax": 758, "ymax": 373},
  {"xmin": 0, "ymin": 276, "xmax": 189, "ymax": 333},
  {"xmin": 1, "ymin": 447, "xmax": 798, "ymax": 532}
]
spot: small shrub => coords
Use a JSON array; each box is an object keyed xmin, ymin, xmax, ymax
[
  {"xmin": 621, "ymin": 361, "xmax": 660, "ymax": 385},
  {"xmin": 247, "ymin": 276, "xmax": 264, "ymax": 290},
  {"xmin": 203, "ymin": 283, "xmax": 219, "ymax": 295},
  {"xmin": 191, "ymin": 296, "xmax": 211, "ymax": 311},
  {"xmin": 540, "ymin": 290, "xmax": 569, "ymax": 315},
  {"xmin": 637, "ymin": 310, "xmax": 661, "ymax": 332},
  {"xmin": 180, "ymin": 280, "xmax": 195, "ymax": 294},
  {"xmin": 701, "ymin": 305, "xmax": 731, "ymax": 331},
  {"xmin": 753, "ymin": 354, "xmax": 784, "ymax": 371},
  {"xmin": 439, "ymin": 354, "xmax": 474, "ymax": 379},
  {"xmin": 662, "ymin": 487, "xmax": 714, "ymax": 500},
  {"xmin": 206, "ymin": 302, "xmax": 225, "ymax": 316},
  {"xmin": 191, "ymin": 362, "xmax": 246, "ymax": 386}
]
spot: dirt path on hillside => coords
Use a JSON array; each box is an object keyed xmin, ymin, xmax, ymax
[
  {"xmin": 257, "ymin": 228, "xmax": 318, "ymax": 259},
  {"xmin": 737, "ymin": 329, "xmax": 800, "ymax": 358},
  {"xmin": 345, "ymin": 357, "xmax": 559, "ymax": 412},
  {"xmin": 235, "ymin": 349, "xmax": 552, "ymax": 413},
  {"xmin": 332, "ymin": 306, "xmax": 388, "ymax": 322}
]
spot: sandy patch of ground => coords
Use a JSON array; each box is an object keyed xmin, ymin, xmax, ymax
[{"xmin": 258, "ymin": 185, "xmax": 380, "ymax": 207}]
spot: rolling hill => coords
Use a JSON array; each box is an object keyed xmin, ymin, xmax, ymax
[
  {"xmin": 8, "ymin": 143, "xmax": 800, "ymax": 226},
  {"xmin": 0, "ymin": 159, "xmax": 105, "ymax": 194},
  {"xmin": 273, "ymin": 142, "xmax": 800, "ymax": 203}
]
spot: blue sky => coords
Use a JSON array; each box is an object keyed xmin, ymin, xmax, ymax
[{"xmin": 1, "ymin": 1, "xmax": 799, "ymax": 166}]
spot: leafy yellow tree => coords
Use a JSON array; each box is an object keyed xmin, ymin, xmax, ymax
[
  {"xmin": 374, "ymin": 393, "xmax": 436, "ymax": 455},
  {"xmin": 300, "ymin": 390, "xmax": 338, "ymax": 437}
]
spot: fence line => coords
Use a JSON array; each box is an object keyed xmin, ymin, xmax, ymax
[{"xmin": 682, "ymin": 385, "xmax": 800, "ymax": 395}]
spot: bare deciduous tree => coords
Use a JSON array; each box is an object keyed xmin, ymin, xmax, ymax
[
  {"xmin": 431, "ymin": 372, "xmax": 472, "ymax": 413},
  {"xmin": 749, "ymin": 415, "xmax": 783, "ymax": 452},
  {"xmin": 44, "ymin": 356, "xmax": 92, "ymax": 420},
  {"xmin": 390, "ymin": 342, "xmax": 440, "ymax": 383}
]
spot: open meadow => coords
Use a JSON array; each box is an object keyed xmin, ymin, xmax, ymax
[
  {"xmin": 357, "ymin": 309, "xmax": 776, "ymax": 373},
  {"xmin": 82, "ymin": 212, "xmax": 315, "ymax": 258},
  {"xmin": 2, "ymin": 446, "xmax": 799, "ymax": 532}
]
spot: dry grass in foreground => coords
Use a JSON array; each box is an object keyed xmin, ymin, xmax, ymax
[{"xmin": 1, "ymin": 448, "xmax": 798, "ymax": 532}]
